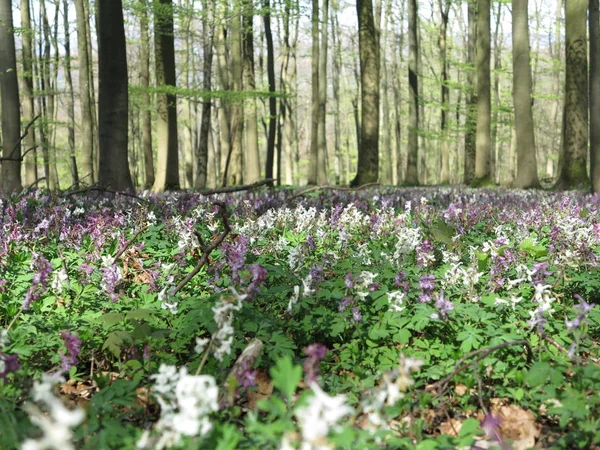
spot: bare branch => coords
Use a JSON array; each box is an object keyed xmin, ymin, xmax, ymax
[
  {"xmin": 200, "ymin": 178, "xmax": 276, "ymax": 196},
  {"xmin": 0, "ymin": 114, "xmax": 41, "ymax": 162}
]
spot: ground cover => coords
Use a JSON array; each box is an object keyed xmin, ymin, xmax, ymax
[{"xmin": 1, "ymin": 186, "xmax": 600, "ymax": 449}]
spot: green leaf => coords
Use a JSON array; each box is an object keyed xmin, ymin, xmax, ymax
[
  {"xmin": 98, "ymin": 312, "xmax": 125, "ymax": 328},
  {"xmin": 525, "ymin": 361, "xmax": 551, "ymax": 387},
  {"xmin": 125, "ymin": 309, "xmax": 155, "ymax": 320},
  {"xmin": 393, "ymin": 328, "xmax": 411, "ymax": 345},
  {"xmin": 270, "ymin": 356, "xmax": 302, "ymax": 401},
  {"xmin": 458, "ymin": 418, "xmax": 481, "ymax": 438},
  {"xmin": 102, "ymin": 330, "xmax": 133, "ymax": 358}
]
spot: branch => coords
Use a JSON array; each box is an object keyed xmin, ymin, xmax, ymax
[
  {"xmin": 172, "ymin": 202, "xmax": 231, "ymax": 295},
  {"xmin": 111, "ymin": 225, "xmax": 148, "ymax": 265},
  {"xmin": 60, "ymin": 185, "xmax": 152, "ymax": 206},
  {"xmin": 288, "ymin": 182, "xmax": 380, "ymax": 201},
  {"xmin": 0, "ymin": 115, "xmax": 41, "ymax": 162},
  {"xmin": 200, "ymin": 178, "xmax": 276, "ymax": 196},
  {"xmin": 425, "ymin": 340, "xmax": 533, "ymax": 395}
]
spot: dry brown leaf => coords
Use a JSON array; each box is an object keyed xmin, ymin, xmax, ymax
[
  {"xmin": 454, "ymin": 384, "xmax": 468, "ymax": 396},
  {"xmin": 247, "ymin": 370, "xmax": 273, "ymax": 410},
  {"xmin": 438, "ymin": 418, "xmax": 463, "ymax": 437},
  {"xmin": 494, "ymin": 405, "xmax": 540, "ymax": 450}
]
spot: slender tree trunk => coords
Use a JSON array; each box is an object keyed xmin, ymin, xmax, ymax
[
  {"xmin": 464, "ymin": 0, "xmax": 477, "ymax": 184},
  {"xmin": 590, "ymin": 0, "xmax": 600, "ymax": 192},
  {"xmin": 380, "ymin": 0, "xmax": 392, "ymax": 184},
  {"xmin": 474, "ymin": 0, "xmax": 491, "ymax": 183},
  {"xmin": 182, "ymin": 0, "xmax": 194, "ymax": 188},
  {"xmin": 392, "ymin": 0, "xmax": 404, "ymax": 184},
  {"xmin": 229, "ymin": 0, "xmax": 244, "ymax": 185},
  {"xmin": 317, "ymin": 0, "xmax": 329, "ymax": 184},
  {"xmin": 263, "ymin": 0, "xmax": 277, "ymax": 182},
  {"xmin": 74, "ymin": 0, "xmax": 94, "ymax": 184},
  {"xmin": 308, "ymin": 0, "xmax": 320, "ymax": 184},
  {"xmin": 97, "ymin": 0, "xmax": 133, "ymax": 191},
  {"xmin": 352, "ymin": 0, "xmax": 380, "ymax": 186},
  {"xmin": 139, "ymin": 0, "xmax": 154, "ymax": 189},
  {"xmin": 63, "ymin": 0, "xmax": 79, "ymax": 187},
  {"xmin": 512, "ymin": 0, "xmax": 540, "ymax": 188},
  {"xmin": 152, "ymin": 0, "xmax": 180, "ymax": 191},
  {"xmin": 20, "ymin": 0, "xmax": 37, "ymax": 186},
  {"xmin": 0, "ymin": 0, "xmax": 22, "ymax": 193},
  {"xmin": 195, "ymin": 0, "xmax": 214, "ymax": 189},
  {"xmin": 438, "ymin": 0, "xmax": 451, "ymax": 184},
  {"xmin": 489, "ymin": 1, "xmax": 501, "ymax": 183},
  {"xmin": 242, "ymin": 0, "xmax": 260, "ymax": 183},
  {"xmin": 405, "ymin": 0, "xmax": 419, "ymax": 185},
  {"xmin": 557, "ymin": 0, "xmax": 589, "ymax": 188},
  {"xmin": 332, "ymin": 0, "xmax": 343, "ymax": 184}
]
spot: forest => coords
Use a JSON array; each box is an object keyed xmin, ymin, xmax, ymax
[
  {"xmin": 2, "ymin": 0, "xmax": 600, "ymax": 449},
  {"xmin": 0, "ymin": 0, "xmax": 597, "ymax": 192}
]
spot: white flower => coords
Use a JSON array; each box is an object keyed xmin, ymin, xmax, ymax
[
  {"xmin": 295, "ymin": 383, "xmax": 353, "ymax": 445},
  {"xmin": 287, "ymin": 285, "xmax": 300, "ymax": 312},
  {"xmin": 0, "ymin": 329, "xmax": 8, "ymax": 350},
  {"xmin": 195, "ymin": 337, "xmax": 210, "ymax": 354},
  {"xmin": 51, "ymin": 268, "xmax": 69, "ymax": 293},
  {"xmin": 387, "ymin": 291, "xmax": 405, "ymax": 312}
]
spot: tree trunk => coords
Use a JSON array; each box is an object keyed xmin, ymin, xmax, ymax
[
  {"xmin": 20, "ymin": 0, "xmax": 37, "ymax": 186},
  {"xmin": 63, "ymin": 0, "xmax": 79, "ymax": 187},
  {"xmin": 474, "ymin": 0, "xmax": 491, "ymax": 184},
  {"xmin": 332, "ymin": 0, "xmax": 343, "ymax": 184},
  {"xmin": 590, "ymin": 0, "xmax": 600, "ymax": 192},
  {"xmin": 438, "ymin": 0, "xmax": 451, "ymax": 184},
  {"xmin": 97, "ymin": 0, "xmax": 133, "ymax": 191},
  {"xmin": 317, "ymin": 0, "xmax": 329, "ymax": 184},
  {"xmin": 263, "ymin": 0, "xmax": 277, "ymax": 183},
  {"xmin": 74, "ymin": 0, "xmax": 95, "ymax": 184},
  {"xmin": 182, "ymin": 0, "xmax": 194, "ymax": 188},
  {"xmin": 0, "ymin": 0, "xmax": 22, "ymax": 193},
  {"xmin": 229, "ymin": 1, "xmax": 244, "ymax": 185},
  {"xmin": 138, "ymin": 0, "xmax": 154, "ymax": 189},
  {"xmin": 490, "ymin": 2, "xmax": 502, "ymax": 184},
  {"xmin": 352, "ymin": 0, "xmax": 380, "ymax": 186},
  {"xmin": 405, "ymin": 0, "xmax": 419, "ymax": 185},
  {"xmin": 380, "ymin": 0, "xmax": 392, "ymax": 184},
  {"xmin": 195, "ymin": 0, "xmax": 214, "ymax": 189},
  {"xmin": 557, "ymin": 0, "xmax": 589, "ymax": 188},
  {"xmin": 242, "ymin": 0, "xmax": 260, "ymax": 184},
  {"xmin": 392, "ymin": 0, "xmax": 405, "ymax": 184},
  {"xmin": 464, "ymin": 0, "xmax": 477, "ymax": 184},
  {"xmin": 308, "ymin": 0, "xmax": 320, "ymax": 185},
  {"xmin": 152, "ymin": 0, "xmax": 180, "ymax": 191},
  {"xmin": 512, "ymin": 0, "xmax": 540, "ymax": 188}
]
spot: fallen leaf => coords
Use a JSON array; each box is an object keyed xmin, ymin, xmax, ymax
[{"xmin": 494, "ymin": 405, "xmax": 540, "ymax": 450}]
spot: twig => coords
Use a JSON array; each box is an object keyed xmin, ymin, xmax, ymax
[
  {"xmin": 61, "ymin": 185, "xmax": 152, "ymax": 206},
  {"xmin": 199, "ymin": 178, "xmax": 276, "ymax": 196},
  {"xmin": 0, "ymin": 115, "xmax": 41, "ymax": 162},
  {"xmin": 288, "ymin": 182, "xmax": 380, "ymax": 201},
  {"xmin": 172, "ymin": 202, "xmax": 231, "ymax": 295},
  {"xmin": 426, "ymin": 340, "xmax": 533, "ymax": 395},
  {"xmin": 544, "ymin": 335, "xmax": 600, "ymax": 364},
  {"xmin": 111, "ymin": 225, "xmax": 148, "ymax": 265}
]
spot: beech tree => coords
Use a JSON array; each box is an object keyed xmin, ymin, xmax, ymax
[
  {"xmin": 97, "ymin": 0, "xmax": 134, "ymax": 191},
  {"xmin": 474, "ymin": 0, "xmax": 491, "ymax": 184},
  {"xmin": 0, "ymin": 0, "xmax": 22, "ymax": 193}
]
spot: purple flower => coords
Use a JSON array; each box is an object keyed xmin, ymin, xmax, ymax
[
  {"xmin": 303, "ymin": 344, "xmax": 327, "ymax": 384},
  {"xmin": 419, "ymin": 274, "xmax": 435, "ymax": 291},
  {"xmin": 352, "ymin": 306, "xmax": 362, "ymax": 322},
  {"xmin": 0, "ymin": 353, "xmax": 20, "ymax": 380},
  {"xmin": 434, "ymin": 291, "xmax": 454, "ymax": 320},
  {"xmin": 223, "ymin": 235, "xmax": 249, "ymax": 283},
  {"xmin": 394, "ymin": 271, "xmax": 410, "ymax": 293},
  {"xmin": 23, "ymin": 253, "xmax": 52, "ymax": 310},
  {"xmin": 480, "ymin": 414, "xmax": 509, "ymax": 449},
  {"xmin": 566, "ymin": 294, "xmax": 594, "ymax": 332},
  {"xmin": 416, "ymin": 239, "xmax": 435, "ymax": 267},
  {"xmin": 247, "ymin": 264, "xmax": 267, "ymax": 298},
  {"xmin": 235, "ymin": 361, "xmax": 257, "ymax": 389},
  {"xmin": 338, "ymin": 296, "xmax": 354, "ymax": 312},
  {"xmin": 60, "ymin": 330, "xmax": 82, "ymax": 371},
  {"xmin": 345, "ymin": 272, "xmax": 355, "ymax": 289},
  {"xmin": 143, "ymin": 344, "xmax": 151, "ymax": 361}
]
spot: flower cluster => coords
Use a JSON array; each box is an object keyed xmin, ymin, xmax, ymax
[
  {"xmin": 21, "ymin": 372, "xmax": 85, "ymax": 450},
  {"xmin": 23, "ymin": 252, "xmax": 52, "ymax": 309},
  {"xmin": 59, "ymin": 331, "xmax": 82, "ymax": 372},
  {"xmin": 137, "ymin": 365, "xmax": 219, "ymax": 449},
  {"xmin": 0, "ymin": 329, "xmax": 19, "ymax": 380}
]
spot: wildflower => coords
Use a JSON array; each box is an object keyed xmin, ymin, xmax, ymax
[
  {"xmin": 387, "ymin": 291, "xmax": 405, "ymax": 312},
  {"xmin": 51, "ymin": 268, "xmax": 69, "ymax": 294},
  {"xmin": 246, "ymin": 264, "xmax": 267, "ymax": 298},
  {"xmin": 351, "ymin": 307, "xmax": 362, "ymax": 322},
  {"xmin": 432, "ymin": 291, "xmax": 454, "ymax": 320},
  {"xmin": 0, "ymin": 353, "xmax": 20, "ymax": 380},
  {"xmin": 416, "ymin": 239, "xmax": 435, "ymax": 268},
  {"xmin": 59, "ymin": 331, "xmax": 82, "ymax": 372},
  {"xmin": 303, "ymin": 344, "xmax": 327, "ymax": 384},
  {"xmin": 293, "ymin": 383, "xmax": 353, "ymax": 449},
  {"xmin": 23, "ymin": 253, "xmax": 52, "ymax": 310},
  {"xmin": 139, "ymin": 365, "xmax": 219, "ymax": 449},
  {"xmin": 21, "ymin": 373, "xmax": 85, "ymax": 450}
]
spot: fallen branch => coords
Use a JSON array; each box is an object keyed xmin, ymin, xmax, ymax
[
  {"xmin": 288, "ymin": 182, "xmax": 380, "ymax": 202},
  {"xmin": 60, "ymin": 185, "xmax": 152, "ymax": 206},
  {"xmin": 172, "ymin": 202, "xmax": 231, "ymax": 295},
  {"xmin": 0, "ymin": 115, "xmax": 41, "ymax": 162},
  {"xmin": 111, "ymin": 225, "xmax": 148, "ymax": 265},
  {"xmin": 199, "ymin": 178, "xmax": 276, "ymax": 196},
  {"xmin": 426, "ymin": 340, "xmax": 533, "ymax": 396},
  {"xmin": 544, "ymin": 335, "xmax": 600, "ymax": 365}
]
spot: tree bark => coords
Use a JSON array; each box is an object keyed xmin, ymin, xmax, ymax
[
  {"xmin": 63, "ymin": 0, "xmax": 79, "ymax": 187},
  {"xmin": 263, "ymin": 0, "xmax": 277, "ymax": 183},
  {"xmin": 352, "ymin": 0, "xmax": 380, "ymax": 186},
  {"xmin": 474, "ymin": 0, "xmax": 491, "ymax": 184},
  {"xmin": 152, "ymin": 0, "xmax": 180, "ymax": 191},
  {"xmin": 74, "ymin": 0, "xmax": 95, "ymax": 184},
  {"xmin": 464, "ymin": 0, "xmax": 477, "ymax": 185},
  {"xmin": 590, "ymin": 0, "xmax": 600, "ymax": 192},
  {"xmin": 557, "ymin": 0, "xmax": 589, "ymax": 188},
  {"xmin": 242, "ymin": 0, "xmax": 260, "ymax": 184},
  {"xmin": 138, "ymin": 0, "xmax": 155, "ymax": 189},
  {"xmin": 97, "ymin": 0, "xmax": 134, "ymax": 191},
  {"xmin": 438, "ymin": 0, "xmax": 451, "ymax": 184},
  {"xmin": 405, "ymin": 0, "xmax": 419, "ymax": 185},
  {"xmin": 317, "ymin": 0, "xmax": 329, "ymax": 184},
  {"xmin": 20, "ymin": 0, "xmax": 37, "ymax": 186},
  {"xmin": 512, "ymin": 0, "xmax": 540, "ymax": 188},
  {"xmin": 0, "ymin": 0, "xmax": 22, "ymax": 193},
  {"xmin": 308, "ymin": 0, "xmax": 320, "ymax": 184}
]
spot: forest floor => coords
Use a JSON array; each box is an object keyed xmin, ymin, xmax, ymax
[{"xmin": 1, "ymin": 186, "xmax": 600, "ymax": 449}]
